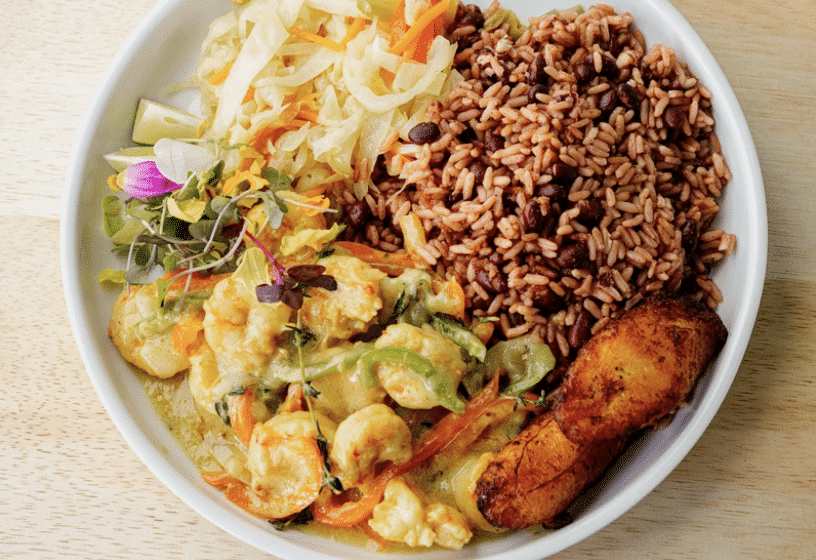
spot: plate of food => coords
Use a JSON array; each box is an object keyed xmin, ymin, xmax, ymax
[{"xmin": 61, "ymin": 0, "xmax": 766, "ymax": 558}]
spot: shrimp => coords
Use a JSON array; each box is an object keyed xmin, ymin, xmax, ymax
[
  {"xmin": 367, "ymin": 477, "xmax": 473, "ymax": 550},
  {"xmin": 205, "ymin": 411, "xmax": 336, "ymax": 520},
  {"xmin": 374, "ymin": 323, "xmax": 467, "ymax": 410},
  {"xmin": 329, "ymin": 404, "xmax": 413, "ymax": 486},
  {"xmin": 202, "ymin": 277, "xmax": 293, "ymax": 375},
  {"xmin": 308, "ymin": 368, "xmax": 387, "ymax": 425},
  {"xmin": 108, "ymin": 280, "xmax": 212, "ymax": 379},
  {"xmin": 300, "ymin": 255, "xmax": 386, "ymax": 343},
  {"xmin": 187, "ymin": 276, "xmax": 292, "ymax": 411}
]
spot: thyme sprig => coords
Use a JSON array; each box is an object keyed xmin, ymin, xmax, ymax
[
  {"xmin": 513, "ymin": 389, "xmax": 555, "ymax": 411},
  {"xmin": 292, "ymin": 308, "xmax": 344, "ymax": 494}
]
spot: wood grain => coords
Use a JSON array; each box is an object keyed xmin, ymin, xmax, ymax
[{"xmin": 2, "ymin": 0, "xmax": 814, "ymax": 558}]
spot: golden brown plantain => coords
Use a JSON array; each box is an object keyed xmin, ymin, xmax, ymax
[
  {"xmin": 553, "ymin": 296, "xmax": 727, "ymax": 445},
  {"xmin": 475, "ymin": 296, "xmax": 727, "ymax": 529},
  {"xmin": 475, "ymin": 412, "xmax": 626, "ymax": 530}
]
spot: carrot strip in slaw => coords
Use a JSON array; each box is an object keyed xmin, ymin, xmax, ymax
[
  {"xmin": 389, "ymin": 0, "xmax": 450, "ymax": 61},
  {"xmin": 387, "ymin": 0, "xmax": 409, "ymax": 48},
  {"xmin": 340, "ymin": 16, "xmax": 367, "ymax": 48},
  {"xmin": 242, "ymin": 86, "xmax": 256, "ymax": 105},
  {"xmin": 289, "ymin": 26, "xmax": 345, "ymax": 53},
  {"xmin": 208, "ymin": 62, "xmax": 234, "ymax": 86},
  {"xmin": 160, "ymin": 270, "xmax": 230, "ymax": 293}
]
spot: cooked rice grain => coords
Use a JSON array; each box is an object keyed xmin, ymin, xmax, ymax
[{"xmin": 344, "ymin": 3, "xmax": 735, "ymax": 365}]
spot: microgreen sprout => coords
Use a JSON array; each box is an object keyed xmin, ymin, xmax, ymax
[{"xmin": 245, "ymin": 231, "xmax": 286, "ymax": 283}]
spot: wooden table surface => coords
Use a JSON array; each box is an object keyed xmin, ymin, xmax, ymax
[{"xmin": 2, "ymin": 0, "xmax": 814, "ymax": 558}]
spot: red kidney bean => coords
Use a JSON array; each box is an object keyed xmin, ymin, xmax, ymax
[
  {"xmin": 484, "ymin": 130, "xmax": 504, "ymax": 152},
  {"xmin": 532, "ymin": 287, "xmax": 564, "ymax": 314},
  {"xmin": 470, "ymin": 160, "xmax": 488, "ymax": 186},
  {"xmin": 460, "ymin": 8, "xmax": 485, "ymax": 29},
  {"xmin": 597, "ymin": 270, "xmax": 615, "ymax": 288},
  {"xmin": 555, "ymin": 242, "xmax": 589, "ymax": 270},
  {"xmin": 550, "ymin": 162, "xmax": 578, "ymax": 186},
  {"xmin": 493, "ymin": 272, "xmax": 509, "ymax": 292},
  {"xmin": 574, "ymin": 62, "xmax": 597, "ymax": 83},
  {"xmin": 408, "ymin": 122, "xmax": 441, "ymax": 144},
  {"xmin": 681, "ymin": 219, "xmax": 699, "ymax": 253},
  {"xmin": 664, "ymin": 105, "xmax": 684, "ymax": 129},
  {"xmin": 617, "ymin": 83, "xmax": 640, "ymax": 110},
  {"xmin": 574, "ymin": 198, "xmax": 603, "ymax": 225},
  {"xmin": 568, "ymin": 309, "xmax": 594, "ymax": 349},
  {"xmin": 536, "ymin": 182, "xmax": 567, "ymax": 200},
  {"xmin": 476, "ymin": 269, "xmax": 508, "ymax": 293},
  {"xmin": 598, "ymin": 88, "xmax": 618, "ymax": 112},
  {"xmin": 287, "ymin": 264, "xmax": 326, "ymax": 281},
  {"xmin": 528, "ymin": 83, "xmax": 547, "ymax": 104},
  {"xmin": 522, "ymin": 200, "xmax": 547, "ymax": 232},
  {"xmin": 281, "ymin": 289, "xmax": 304, "ymax": 310},
  {"xmin": 527, "ymin": 54, "xmax": 548, "ymax": 85},
  {"xmin": 475, "ymin": 270, "xmax": 495, "ymax": 292},
  {"xmin": 470, "ymin": 295, "xmax": 491, "ymax": 310},
  {"xmin": 598, "ymin": 53, "xmax": 618, "ymax": 78},
  {"xmin": 508, "ymin": 312, "xmax": 526, "ymax": 327}
]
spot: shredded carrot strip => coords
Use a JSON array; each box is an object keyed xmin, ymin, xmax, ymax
[
  {"xmin": 389, "ymin": 0, "xmax": 449, "ymax": 59},
  {"xmin": 241, "ymin": 86, "xmax": 256, "ymax": 105},
  {"xmin": 238, "ymin": 156, "xmax": 256, "ymax": 172},
  {"xmin": 208, "ymin": 62, "xmax": 233, "ymax": 85},
  {"xmin": 332, "ymin": 241, "xmax": 415, "ymax": 275},
  {"xmin": 297, "ymin": 108, "xmax": 320, "ymax": 123},
  {"xmin": 340, "ymin": 16, "xmax": 367, "ymax": 47},
  {"xmin": 387, "ymin": 0, "xmax": 408, "ymax": 48},
  {"xmin": 229, "ymin": 387, "xmax": 257, "ymax": 446},
  {"xmin": 379, "ymin": 67, "xmax": 396, "ymax": 87},
  {"xmin": 289, "ymin": 26, "xmax": 344, "ymax": 53},
  {"xmin": 200, "ymin": 471, "xmax": 241, "ymax": 488},
  {"xmin": 171, "ymin": 312, "xmax": 205, "ymax": 355},
  {"xmin": 249, "ymin": 119, "xmax": 313, "ymax": 155},
  {"xmin": 162, "ymin": 270, "xmax": 230, "ymax": 292}
]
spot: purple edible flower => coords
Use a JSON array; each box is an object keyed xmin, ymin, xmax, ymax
[{"xmin": 119, "ymin": 160, "xmax": 182, "ymax": 198}]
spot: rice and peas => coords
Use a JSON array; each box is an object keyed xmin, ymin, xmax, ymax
[{"xmin": 337, "ymin": 2, "xmax": 735, "ymax": 376}]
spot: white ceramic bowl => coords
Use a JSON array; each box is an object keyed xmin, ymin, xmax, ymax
[{"xmin": 61, "ymin": 0, "xmax": 767, "ymax": 558}]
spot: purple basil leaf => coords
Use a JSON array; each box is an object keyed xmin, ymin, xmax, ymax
[
  {"xmin": 287, "ymin": 264, "xmax": 326, "ymax": 282},
  {"xmin": 280, "ymin": 289, "xmax": 304, "ymax": 310},
  {"xmin": 305, "ymin": 274, "xmax": 338, "ymax": 291},
  {"xmin": 256, "ymin": 283, "xmax": 284, "ymax": 303}
]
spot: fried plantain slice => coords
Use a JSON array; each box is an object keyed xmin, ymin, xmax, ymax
[
  {"xmin": 476, "ymin": 296, "xmax": 727, "ymax": 530},
  {"xmin": 553, "ymin": 296, "xmax": 728, "ymax": 446},
  {"xmin": 475, "ymin": 412, "xmax": 626, "ymax": 530}
]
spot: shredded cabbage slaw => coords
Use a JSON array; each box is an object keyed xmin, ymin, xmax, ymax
[{"xmin": 197, "ymin": 0, "xmax": 461, "ymax": 197}]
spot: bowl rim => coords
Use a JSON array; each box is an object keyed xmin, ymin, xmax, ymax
[{"xmin": 60, "ymin": 0, "xmax": 767, "ymax": 558}]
